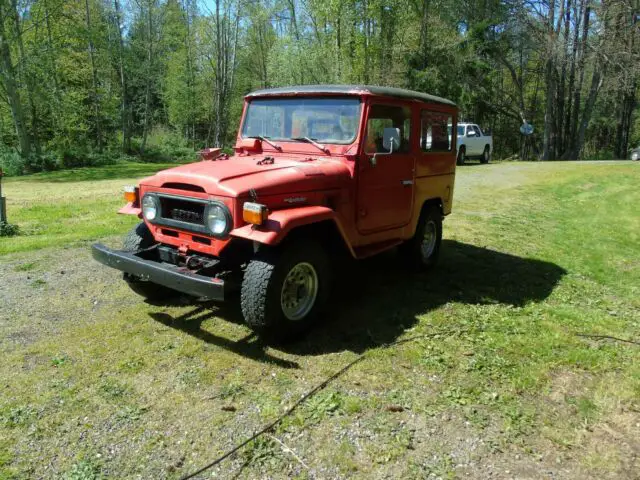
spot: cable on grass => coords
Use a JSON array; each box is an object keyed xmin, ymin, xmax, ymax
[
  {"xmin": 576, "ymin": 333, "xmax": 640, "ymax": 346},
  {"xmin": 179, "ymin": 328, "xmax": 470, "ymax": 480}
]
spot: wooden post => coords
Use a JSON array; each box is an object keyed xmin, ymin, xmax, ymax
[{"xmin": 0, "ymin": 168, "xmax": 6, "ymax": 223}]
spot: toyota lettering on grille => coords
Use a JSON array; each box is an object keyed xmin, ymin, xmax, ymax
[{"xmin": 171, "ymin": 208, "xmax": 203, "ymax": 223}]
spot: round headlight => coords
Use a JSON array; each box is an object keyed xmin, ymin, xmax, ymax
[
  {"xmin": 206, "ymin": 204, "xmax": 229, "ymax": 236},
  {"xmin": 142, "ymin": 195, "xmax": 158, "ymax": 221}
]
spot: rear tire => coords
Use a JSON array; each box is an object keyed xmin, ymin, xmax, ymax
[
  {"xmin": 480, "ymin": 145, "xmax": 491, "ymax": 164},
  {"xmin": 241, "ymin": 241, "xmax": 331, "ymax": 342},
  {"xmin": 122, "ymin": 222, "xmax": 176, "ymax": 301},
  {"xmin": 457, "ymin": 147, "xmax": 466, "ymax": 166},
  {"xmin": 399, "ymin": 205, "xmax": 443, "ymax": 270}
]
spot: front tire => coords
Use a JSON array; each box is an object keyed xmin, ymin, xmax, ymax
[
  {"xmin": 122, "ymin": 222, "xmax": 176, "ymax": 301},
  {"xmin": 241, "ymin": 241, "xmax": 331, "ymax": 341},
  {"xmin": 399, "ymin": 205, "xmax": 443, "ymax": 270},
  {"xmin": 457, "ymin": 147, "xmax": 466, "ymax": 166}
]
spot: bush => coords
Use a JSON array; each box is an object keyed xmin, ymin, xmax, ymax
[
  {"xmin": 0, "ymin": 148, "xmax": 25, "ymax": 176},
  {"xmin": 130, "ymin": 126, "xmax": 198, "ymax": 163},
  {"xmin": 0, "ymin": 221, "xmax": 20, "ymax": 237}
]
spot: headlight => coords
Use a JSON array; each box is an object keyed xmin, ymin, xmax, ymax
[
  {"xmin": 206, "ymin": 204, "xmax": 230, "ymax": 236},
  {"xmin": 142, "ymin": 195, "xmax": 158, "ymax": 221},
  {"xmin": 632, "ymin": 152, "xmax": 638, "ymax": 161}
]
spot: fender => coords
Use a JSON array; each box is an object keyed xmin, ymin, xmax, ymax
[{"xmin": 230, "ymin": 205, "xmax": 355, "ymax": 255}]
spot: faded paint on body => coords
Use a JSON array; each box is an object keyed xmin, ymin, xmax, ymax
[{"xmin": 121, "ymin": 86, "xmax": 458, "ymax": 259}]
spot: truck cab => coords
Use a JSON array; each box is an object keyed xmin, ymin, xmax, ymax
[{"xmin": 92, "ymin": 85, "xmax": 458, "ymax": 340}]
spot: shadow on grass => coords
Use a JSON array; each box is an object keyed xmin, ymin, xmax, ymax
[
  {"xmin": 149, "ymin": 305, "xmax": 300, "ymax": 369},
  {"xmin": 148, "ymin": 240, "xmax": 566, "ymax": 362},
  {"xmin": 286, "ymin": 240, "xmax": 566, "ymax": 356},
  {"xmin": 18, "ymin": 162, "xmax": 182, "ymax": 183}
]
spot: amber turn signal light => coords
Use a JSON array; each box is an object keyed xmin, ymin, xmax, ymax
[
  {"xmin": 123, "ymin": 186, "xmax": 137, "ymax": 203},
  {"xmin": 243, "ymin": 202, "xmax": 268, "ymax": 225}
]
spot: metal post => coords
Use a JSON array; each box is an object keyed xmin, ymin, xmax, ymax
[{"xmin": 0, "ymin": 168, "xmax": 6, "ymax": 223}]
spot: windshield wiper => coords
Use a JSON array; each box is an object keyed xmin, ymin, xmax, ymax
[
  {"xmin": 247, "ymin": 135, "xmax": 282, "ymax": 151},
  {"xmin": 291, "ymin": 137, "xmax": 329, "ymax": 154}
]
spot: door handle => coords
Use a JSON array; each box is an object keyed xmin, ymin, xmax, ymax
[{"xmin": 401, "ymin": 180, "xmax": 414, "ymax": 186}]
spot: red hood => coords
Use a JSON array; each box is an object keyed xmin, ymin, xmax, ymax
[{"xmin": 140, "ymin": 155, "xmax": 353, "ymax": 197}]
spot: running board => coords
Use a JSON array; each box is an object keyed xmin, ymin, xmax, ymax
[{"xmin": 353, "ymin": 239, "xmax": 404, "ymax": 259}]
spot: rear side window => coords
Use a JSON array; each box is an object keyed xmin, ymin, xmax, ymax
[
  {"xmin": 421, "ymin": 111, "xmax": 453, "ymax": 152},
  {"xmin": 473, "ymin": 125, "xmax": 482, "ymax": 137},
  {"xmin": 364, "ymin": 105, "xmax": 411, "ymax": 153}
]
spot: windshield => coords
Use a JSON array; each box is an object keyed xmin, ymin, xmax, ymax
[
  {"xmin": 457, "ymin": 126, "xmax": 464, "ymax": 136},
  {"xmin": 242, "ymin": 97, "xmax": 361, "ymax": 145}
]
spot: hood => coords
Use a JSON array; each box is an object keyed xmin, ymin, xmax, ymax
[{"xmin": 140, "ymin": 155, "xmax": 353, "ymax": 197}]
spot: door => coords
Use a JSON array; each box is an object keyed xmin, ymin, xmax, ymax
[
  {"xmin": 466, "ymin": 125, "xmax": 482, "ymax": 155},
  {"xmin": 357, "ymin": 103, "xmax": 415, "ymax": 233}
]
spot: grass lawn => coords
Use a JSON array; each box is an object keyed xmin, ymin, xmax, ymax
[
  {"xmin": 0, "ymin": 162, "xmax": 178, "ymax": 255},
  {"xmin": 0, "ymin": 161, "xmax": 639, "ymax": 479}
]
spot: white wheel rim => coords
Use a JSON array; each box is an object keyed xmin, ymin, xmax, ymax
[
  {"xmin": 280, "ymin": 262, "xmax": 319, "ymax": 321},
  {"xmin": 421, "ymin": 221, "xmax": 437, "ymax": 260}
]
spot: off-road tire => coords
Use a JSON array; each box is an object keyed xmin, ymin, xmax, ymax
[
  {"xmin": 399, "ymin": 205, "xmax": 443, "ymax": 270},
  {"xmin": 122, "ymin": 222, "xmax": 176, "ymax": 301},
  {"xmin": 241, "ymin": 241, "xmax": 331, "ymax": 342},
  {"xmin": 456, "ymin": 147, "xmax": 466, "ymax": 166},
  {"xmin": 480, "ymin": 145, "xmax": 491, "ymax": 164}
]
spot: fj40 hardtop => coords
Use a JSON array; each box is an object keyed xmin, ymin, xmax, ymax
[{"xmin": 92, "ymin": 85, "xmax": 458, "ymax": 340}]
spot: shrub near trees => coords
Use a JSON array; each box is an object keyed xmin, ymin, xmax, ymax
[{"xmin": 0, "ymin": 0, "xmax": 638, "ymax": 175}]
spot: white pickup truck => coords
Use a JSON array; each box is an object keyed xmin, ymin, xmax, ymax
[{"xmin": 455, "ymin": 123, "xmax": 493, "ymax": 165}]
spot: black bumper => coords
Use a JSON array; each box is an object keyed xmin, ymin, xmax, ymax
[{"xmin": 91, "ymin": 243, "xmax": 224, "ymax": 301}]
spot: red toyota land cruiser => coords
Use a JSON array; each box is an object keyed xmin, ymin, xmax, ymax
[{"xmin": 92, "ymin": 85, "xmax": 458, "ymax": 339}]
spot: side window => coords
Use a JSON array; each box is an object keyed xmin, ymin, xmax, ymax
[
  {"xmin": 364, "ymin": 105, "xmax": 411, "ymax": 154},
  {"xmin": 473, "ymin": 126, "xmax": 482, "ymax": 137},
  {"xmin": 421, "ymin": 110, "xmax": 453, "ymax": 152},
  {"xmin": 466, "ymin": 126, "xmax": 474, "ymax": 136}
]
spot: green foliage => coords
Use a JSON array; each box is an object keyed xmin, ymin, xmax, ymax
[
  {"xmin": 0, "ymin": 148, "xmax": 24, "ymax": 177},
  {"xmin": 62, "ymin": 459, "xmax": 101, "ymax": 480},
  {"xmin": 1, "ymin": 406, "xmax": 36, "ymax": 428},
  {"xmin": 1, "ymin": 0, "xmax": 633, "ymax": 166},
  {"xmin": 0, "ymin": 222, "xmax": 19, "ymax": 238}
]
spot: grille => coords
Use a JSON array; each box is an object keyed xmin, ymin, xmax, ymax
[{"xmin": 159, "ymin": 196, "xmax": 206, "ymax": 226}]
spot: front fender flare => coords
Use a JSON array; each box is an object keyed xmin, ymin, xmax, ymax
[{"xmin": 229, "ymin": 205, "xmax": 354, "ymax": 256}]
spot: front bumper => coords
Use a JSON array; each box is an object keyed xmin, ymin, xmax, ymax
[{"xmin": 91, "ymin": 243, "xmax": 225, "ymax": 301}]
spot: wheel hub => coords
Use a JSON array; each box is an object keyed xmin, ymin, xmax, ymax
[
  {"xmin": 421, "ymin": 221, "xmax": 437, "ymax": 260},
  {"xmin": 280, "ymin": 262, "xmax": 319, "ymax": 321}
]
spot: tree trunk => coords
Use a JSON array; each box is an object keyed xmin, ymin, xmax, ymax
[
  {"xmin": 568, "ymin": 0, "xmax": 591, "ymax": 158},
  {"xmin": 44, "ymin": 0, "xmax": 62, "ymax": 123},
  {"xmin": 10, "ymin": 0, "xmax": 40, "ymax": 155},
  {"xmin": 141, "ymin": 0, "xmax": 154, "ymax": 154},
  {"xmin": 85, "ymin": 0, "xmax": 102, "ymax": 151},
  {"xmin": 114, "ymin": 0, "xmax": 131, "ymax": 152},
  {"xmin": 0, "ymin": 10, "xmax": 31, "ymax": 158},
  {"xmin": 615, "ymin": 90, "xmax": 635, "ymax": 158},
  {"xmin": 575, "ymin": 64, "xmax": 604, "ymax": 157},
  {"xmin": 562, "ymin": 0, "xmax": 581, "ymax": 158},
  {"xmin": 542, "ymin": 0, "xmax": 556, "ymax": 160}
]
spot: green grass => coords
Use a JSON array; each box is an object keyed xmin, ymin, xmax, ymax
[
  {"xmin": 0, "ymin": 161, "xmax": 639, "ymax": 478},
  {"xmin": 0, "ymin": 162, "xmax": 179, "ymax": 255}
]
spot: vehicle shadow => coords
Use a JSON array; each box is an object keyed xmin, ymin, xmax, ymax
[
  {"xmin": 282, "ymin": 239, "xmax": 566, "ymax": 356},
  {"xmin": 149, "ymin": 306, "xmax": 300, "ymax": 369},
  {"xmin": 148, "ymin": 240, "xmax": 566, "ymax": 361}
]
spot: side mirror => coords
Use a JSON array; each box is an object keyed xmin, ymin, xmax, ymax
[
  {"xmin": 370, "ymin": 127, "xmax": 401, "ymax": 167},
  {"xmin": 383, "ymin": 127, "xmax": 401, "ymax": 153}
]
